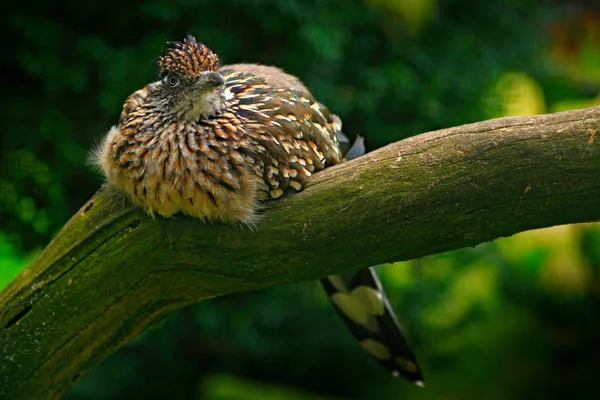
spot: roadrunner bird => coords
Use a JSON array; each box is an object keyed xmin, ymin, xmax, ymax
[{"xmin": 94, "ymin": 35, "xmax": 424, "ymax": 385}]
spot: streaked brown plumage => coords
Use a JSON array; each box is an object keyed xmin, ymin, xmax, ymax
[
  {"xmin": 94, "ymin": 35, "xmax": 423, "ymax": 385},
  {"xmin": 95, "ymin": 35, "xmax": 341, "ymax": 225}
]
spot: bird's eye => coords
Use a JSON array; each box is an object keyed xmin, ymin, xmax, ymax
[{"xmin": 163, "ymin": 74, "xmax": 180, "ymax": 88}]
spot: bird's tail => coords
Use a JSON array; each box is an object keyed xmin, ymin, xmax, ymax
[
  {"xmin": 322, "ymin": 134, "xmax": 424, "ymax": 385},
  {"xmin": 335, "ymin": 131, "xmax": 365, "ymax": 162},
  {"xmin": 320, "ymin": 269, "xmax": 424, "ymax": 385}
]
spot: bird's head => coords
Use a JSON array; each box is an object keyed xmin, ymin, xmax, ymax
[{"xmin": 156, "ymin": 35, "xmax": 227, "ymax": 120}]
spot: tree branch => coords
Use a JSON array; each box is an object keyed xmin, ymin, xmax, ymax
[{"xmin": 2, "ymin": 106, "xmax": 600, "ymax": 399}]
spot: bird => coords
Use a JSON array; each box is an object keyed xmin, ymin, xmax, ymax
[{"xmin": 94, "ymin": 35, "xmax": 424, "ymax": 385}]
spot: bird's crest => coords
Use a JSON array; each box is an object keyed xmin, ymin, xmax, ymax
[{"xmin": 158, "ymin": 35, "xmax": 219, "ymax": 79}]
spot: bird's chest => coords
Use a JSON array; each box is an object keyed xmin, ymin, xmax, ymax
[{"xmin": 109, "ymin": 119, "xmax": 259, "ymax": 221}]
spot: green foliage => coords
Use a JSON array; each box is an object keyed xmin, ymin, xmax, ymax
[
  {"xmin": 379, "ymin": 225, "xmax": 600, "ymax": 399},
  {"xmin": 0, "ymin": 233, "xmax": 37, "ymax": 289},
  {"xmin": 2, "ymin": 0, "xmax": 600, "ymax": 398}
]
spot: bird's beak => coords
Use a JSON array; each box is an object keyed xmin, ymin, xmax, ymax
[{"xmin": 198, "ymin": 71, "xmax": 225, "ymax": 89}]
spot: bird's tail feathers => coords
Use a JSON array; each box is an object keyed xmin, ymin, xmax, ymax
[{"xmin": 320, "ymin": 268, "xmax": 424, "ymax": 385}]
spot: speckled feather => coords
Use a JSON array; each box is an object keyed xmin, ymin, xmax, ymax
[
  {"xmin": 95, "ymin": 36, "xmax": 423, "ymax": 385},
  {"xmin": 158, "ymin": 36, "xmax": 220, "ymax": 76},
  {"xmin": 96, "ymin": 37, "xmax": 341, "ymax": 224}
]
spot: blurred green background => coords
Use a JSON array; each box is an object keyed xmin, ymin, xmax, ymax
[{"xmin": 2, "ymin": 0, "xmax": 600, "ymax": 399}]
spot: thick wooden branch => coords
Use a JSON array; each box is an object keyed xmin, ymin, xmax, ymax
[{"xmin": 2, "ymin": 106, "xmax": 600, "ymax": 398}]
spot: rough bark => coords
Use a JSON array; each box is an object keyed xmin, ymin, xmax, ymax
[{"xmin": 1, "ymin": 106, "xmax": 600, "ymax": 399}]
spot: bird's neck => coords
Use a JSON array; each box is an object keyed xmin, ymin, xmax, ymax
[{"xmin": 184, "ymin": 89, "xmax": 229, "ymax": 121}]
